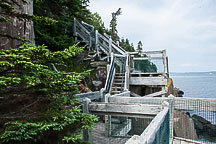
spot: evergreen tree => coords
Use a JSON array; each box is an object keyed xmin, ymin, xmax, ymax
[
  {"xmin": 89, "ymin": 12, "xmax": 109, "ymax": 34},
  {"xmin": 137, "ymin": 41, "xmax": 143, "ymax": 53},
  {"xmin": 33, "ymin": 0, "xmax": 92, "ymax": 51},
  {"xmin": 109, "ymin": 8, "xmax": 122, "ymax": 42},
  {"xmin": 119, "ymin": 38, "xmax": 135, "ymax": 52},
  {"xmin": 0, "ymin": 44, "xmax": 97, "ymax": 144}
]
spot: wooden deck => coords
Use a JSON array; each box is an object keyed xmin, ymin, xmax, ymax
[{"xmin": 91, "ymin": 121, "xmax": 130, "ymax": 144}]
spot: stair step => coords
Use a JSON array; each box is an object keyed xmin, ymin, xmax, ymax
[
  {"xmin": 115, "ymin": 73, "xmax": 124, "ymax": 76},
  {"xmin": 114, "ymin": 79, "xmax": 125, "ymax": 82},
  {"xmin": 112, "ymin": 87, "xmax": 122, "ymax": 90},
  {"xmin": 113, "ymin": 83, "xmax": 123, "ymax": 85},
  {"xmin": 115, "ymin": 76, "xmax": 125, "ymax": 78}
]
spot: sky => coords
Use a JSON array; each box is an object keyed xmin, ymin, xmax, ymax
[{"xmin": 88, "ymin": 0, "xmax": 216, "ymax": 72}]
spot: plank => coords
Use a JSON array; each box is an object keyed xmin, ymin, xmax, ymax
[
  {"xmin": 173, "ymin": 137, "xmax": 203, "ymax": 144},
  {"xmin": 143, "ymin": 90, "xmax": 167, "ymax": 97},
  {"xmin": 133, "ymin": 57, "xmax": 163, "ymax": 60},
  {"xmin": 112, "ymin": 91, "xmax": 130, "ymax": 97},
  {"xmin": 76, "ymin": 91, "xmax": 101, "ymax": 101},
  {"xmin": 88, "ymin": 102, "xmax": 161, "ymax": 117},
  {"xmin": 138, "ymin": 107, "xmax": 169, "ymax": 143},
  {"xmin": 109, "ymin": 96, "xmax": 216, "ymax": 111},
  {"xmin": 129, "ymin": 50, "xmax": 164, "ymax": 55},
  {"xmin": 109, "ymin": 96, "xmax": 168, "ymax": 105},
  {"xmin": 130, "ymin": 77, "xmax": 168, "ymax": 85}
]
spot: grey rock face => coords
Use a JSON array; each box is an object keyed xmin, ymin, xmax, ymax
[{"xmin": 0, "ymin": 0, "xmax": 34, "ymax": 49}]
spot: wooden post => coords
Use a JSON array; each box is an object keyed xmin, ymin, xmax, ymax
[
  {"xmin": 168, "ymin": 95, "xmax": 174, "ymax": 144},
  {"xmin": 117, "ymin": 41, "xmax": 119, "ymax": 46},
  {"xmin": 124, "ymin": 53, "xmax": 130, "ymax": 91},
  {"xmin": 162, "ymin": 86, "xmax": 166, "ymax": 97},
  {"xmin": 109, "ymin": 37, "xmax": 112, "ymax": 57},
  {"xmin": 105, "ymin": 94, "xmax": 111, "ymax": 137},
  {"xmin": 100, "ymin": 88, "xmax": 105, "ymax": 102},
  {"xmin": 163, "ymin": 50, "xmax": 167, "ymax": 74},
  {"xmin": 89, "ymin": 36, "xmax": 92, "ymax": 51},
  {"xmin": 83, "ymin": 98, "xmax": 92, "ymax": 143},
  {"xmin": 73, "ymin": 18, "xmax": 77, "ymax": 41},
  {"xmin": 166, "ymin": 56, "xmax": 169, "ymax": 75},
  {"xmin": 95, "ymin": 30, "xmax": 98, "ymax": 52}
]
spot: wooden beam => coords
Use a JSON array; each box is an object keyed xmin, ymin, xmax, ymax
[
  {"xmin": 76, "ymin": 91, "xmax": 101, "ymax": 101},
  {"xmin": 126, "ymin": 107, "xmax": 169, "ymax": 144},
  {"xmin": 109, "ymin": 96, "xmax": 167, "ymax": 105},
  {"xmin": 129, "ymin": 50, "xmax": 164, "ymax": 55},
  {"xmin": 139, "ymin": 107, "xmax": 169, "ymax": 143},
  {"xmin": 109, "ymin": 96, "xmax": 216, "ymax": 112},
  {"xmin": 88, "ymin": 102, "xmax": 161, "ymax": 117},
  {"xmin": 133, "ymin": 57, "xmax": 163, "ymax": 60},
  {"xmin": 112, "ymin": 91, "xmax": 130, "ymax": 97},
  {"xmin": 130, "ymin": 77, "xmax": 168, "ymax": 85},
  {"xmin": 173, "ymin": 137, "xmax": 203, "ymax": 144},
  {"xmin": 143, "ymin": 90, "xmax": 167, "ymax": 97}
]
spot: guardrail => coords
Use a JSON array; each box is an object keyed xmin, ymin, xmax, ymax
[
  {"xmin": 82, "ymin": 98, "xmax": 166, "ymax": 143},
  {"xmin": 104, "ymin": 53, "xmax": 116, "ymax": 94},
  {"xmin": 74, "ymin": 18, "xmax": 126, "ymax": 57},
  {"xmin": 73, "ymin": 18, "xmax": 91, "ymax": 44},
  {"xmin": 76, "ymin": 91, "xmax": 102, "ymax": 102},
  {"xmin": 125, "ymin": 102, "xmax": 169, "ymax": 144},
  {"xmin": 108, "ymin": 95, "xmax": 216, "ymax": 144}
]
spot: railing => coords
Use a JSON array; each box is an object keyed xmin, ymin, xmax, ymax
[
  {"xmin": 74, "ymin": 18, "xmax": 126, "ymax": 57},
  {"xmin": 108, "ymin": 95, "xmax": 216, "ymax": 144},
  {"xmin": 73, "ymin": 18, "xmax": 91, "ymax": 44},
  {"xmin": 130, "ymin": 50, "xmax": 168, "ymax": 75},
  {"xmin": 82, "ymin": 98, "xmax": 165, "ymax": 143},
  {"xmin": 76, "ymin": 91, "xmax": 102, "ymax": 102},
  {"xmin": 104, "ymin": 53, "xmax": 115, "ymax": 94},
  {"xmin": 125, "ymin": 102, "xmax": 169, "ymax": 144}
]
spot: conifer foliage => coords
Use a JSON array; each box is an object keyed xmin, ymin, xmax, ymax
[{"xmin": 0, "ymin": 44, "xmax": 97, "ymax": 144}]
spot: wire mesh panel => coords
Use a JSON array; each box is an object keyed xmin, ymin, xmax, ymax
[
  {"xmin": 110, "ymin": 116, "xmax": 152, "ymax": 137},
  {"xmin": 132, "ymin": 52, "xmax": 166, "ymax": 74},
  {"xmin": 114, "ymin": 55, "xmax": 126, "ymax": 74},
  {"xmin": 91, "ymin": 115, "xmax": 130, "ymax": 144},
  {"xmin": 173, "ymin": 98, "xmax": 216, "ymax": 144},
  {"xmin": 133, "ymin": 59, "xmax": 158, "ymax": 73},
  {"xmin": 90, "ymin": 115, "xmax": 154, "ymax": 144},
  {"xmin": 152, "ymin": 110, "xmax": 169, "ymax": 144}
]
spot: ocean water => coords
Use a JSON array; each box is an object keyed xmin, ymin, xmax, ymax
[
  {"xmin": 171, "ymin": 72, "xmax": 216, "ymax": 98},
  {"xmin": 171, "ymin": 72, "xmax": 216, "ymax": 143}
]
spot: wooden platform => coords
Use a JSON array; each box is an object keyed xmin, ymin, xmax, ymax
[{"xmin": 91, "ymin": 121, "xmax": 130, "ymax": 144}]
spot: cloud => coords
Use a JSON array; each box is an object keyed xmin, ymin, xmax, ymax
[
  {"xmin": 89, "ymin": 0, "xmax": 216, "ymax": 72},
  {"xmin": 180, "ymin": 63, "xmax": 199, "ymax": 67}
]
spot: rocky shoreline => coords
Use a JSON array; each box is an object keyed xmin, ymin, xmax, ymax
[{"xmin": 174, "ymin": 110, "xmax": 216, "ymax": 142}]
